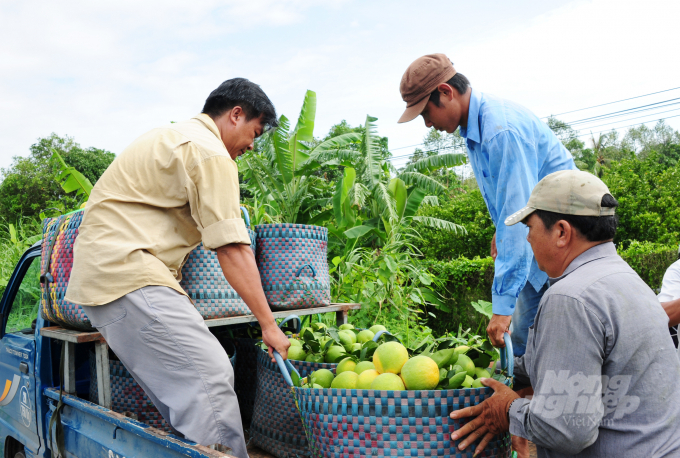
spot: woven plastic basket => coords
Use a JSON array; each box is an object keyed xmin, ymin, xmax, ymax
[
  {"xmin": 250, "ymin": 315, "xmax": 336, "ymax": 457},
  {"xmin": 40, "ymin": 210, "xmax": 94, "ymax": 331},
  {"xmin": 276, "ymin": 335, "xmax": 515, "ymax": 458},
  {"xmin": 91, "ymin": 342, "xmax": 237, "ymax": 433},
  {"xmin": 180, "ymin": 207, "xmax": 256, "ymax": 319},
  {"xmin": 255, "ymin": 223, "xmax": 330, "ymax": 310}
]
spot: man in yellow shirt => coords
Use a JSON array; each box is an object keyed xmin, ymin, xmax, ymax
[{"xmin": 65, "ymin": 78, "xmax": 290, "ymax": 457}]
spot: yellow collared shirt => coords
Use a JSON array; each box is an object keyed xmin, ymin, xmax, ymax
[{"xmin": 65, "ymin": 114, "xmax": 251, "ymax": 306}]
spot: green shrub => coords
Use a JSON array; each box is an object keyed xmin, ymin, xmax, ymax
[
  {"xmin": 617, "ymin": 241, "xmax": 677, "ymax": 291},
  {"xmin": 421, "ymin": 257, "xmax": 494, "ymax": 336},
  {"xmin": 413, "ymin": 189, "xmax": 495, "ymax": 260}
]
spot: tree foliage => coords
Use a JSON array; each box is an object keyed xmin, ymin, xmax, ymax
[{"xmin": 0, "ymin": 133, "xmax": 114, "ymax": 221}]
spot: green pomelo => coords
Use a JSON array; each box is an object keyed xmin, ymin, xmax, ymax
[
  {"xmin": 288, "ymin": 346, "xmax": 307, "ymax": 361},
  {"xmin": 447, "ymin": 371, "xmax": 467, "ymax": 389},
  {"xmin": 370, "ymin": 373, "xmax": 405, "ymax": 391},
  {"xmin": 311, "ymin": 383, "xmax": 324, "ymax": 389},
  {"xmin": 312, "ymin": 322, "xmax": 327, "ymax": 331},
  {"xmin": 357, "ymin": 330, "xmax": 375, "ymax": 343},
  {"xmin": 451, "ymin": 365, "xmax": 464, "ymax": 375},
  {"xmin": 357, "ymin": 369, "xmax": 380, "ymax": 389},
  {"xmin": 462, "ymin": 375, "xmax": 474, "ymax": 388},
  {"xmin": 373, "ymin": 342, "xmax": 409, "ymax": 374},
  {"xmin": 339, "ymin": 323, "xmax": 355, "ymax": 330},
  {"xmin": 310, "ymin": 369, "xmax": 334, "ymax": 388},
  {"xmin": 351, "ymin": 343, "xmax": 362, "ymax": 352},
  {"xmin": 369, "ymin": 325, "xmax": 387, "ymax": 334},
  {"xmin": 288, "ymin": 339, "xmax": 302, "ymax": 347},
  {"xmin": 400, "ymin": 356, "xmax": 440, "ymax": 390},
  {"xmin": 354, "ymin": 361, "xmax": 376, "ymax": 374},
  {"xmin": 475, "ymin": 368, "xmax": 491, "ymax": 379},
  {"xmin": 456, "ymin": 354, "xmax": 476, "ymax": 377},
  {"xmin": 471, "ymin": 379, "xmax": 484, "ymax": 388},
  {"xmin": 300, "ymin": 326, "xmax": 313, "ymax": 336},
  {"xmin": 325, "ymin": 346, "xmax": 347, "ymax": 363},
  {"xmin": 305, "ymin": 354, "xmax": 324, "ymax": 363},
  {"xmin": 284, "ymin": 331, "xmax": 292, "ymax": 335},
  {"xmin": 338, "ymin": 330, "xmax": 357, "ymax": 347},
  {"xmin": 331, "ymin": 371, "xmax": 359, "ymax": 389},
  {"xmin": 336, "ymin": 357, "xmax": 357, "ymax": 374}
]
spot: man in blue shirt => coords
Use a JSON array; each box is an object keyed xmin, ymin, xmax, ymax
[{"xmin": 398, "ymin": 54, "xmax": 576, "ymax": 357}]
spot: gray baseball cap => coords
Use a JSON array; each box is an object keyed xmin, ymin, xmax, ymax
[{"xmin": 505, "ymin": 170, "xmax": 616, "ymax": 226}]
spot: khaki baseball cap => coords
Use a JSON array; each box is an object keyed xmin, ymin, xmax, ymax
[
  {"xmin": 398, "ymin": 53, "xmax": 457, "ymax": 123},
  {"xmin": 505, "ymin": 170, "xmax": 616, "ymax": 226}
]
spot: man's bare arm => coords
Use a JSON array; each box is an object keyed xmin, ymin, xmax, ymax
[
  {"xmin": 216, "ymin": 243, "xmax": 290, "ymax": 361},
  {"xmin": 662, "ymin": 298, "xmax": 680, "ymax": 327}
]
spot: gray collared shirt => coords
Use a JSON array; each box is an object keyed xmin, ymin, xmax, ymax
[{"xmin": 509, "ymin": 242, "xmax": 680, "ymax": 457}]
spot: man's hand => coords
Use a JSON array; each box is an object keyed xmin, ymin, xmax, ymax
[
  {"xmin": 487, "ymin": 314, "xmax": 512, "ymax": 347},
  {"xmin": 450, "ymin": 378, "xmax": 520, "ymax": 456},
  {"xmin": 262, "ymin": 324, "xmax": 291, "ymax": 363},
  {"xmin": 490, "ymin": 232, "xmax": 497, "ymax": 261}
]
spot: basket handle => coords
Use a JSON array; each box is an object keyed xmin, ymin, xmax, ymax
[
  {"xmin": 499, "ymin": 332, "xmax": 514, "ymax": 385},
  {"xmin": 273, "ymin": 350, "xmax": 301, "ymax": 387},
  {"xmin": 240, "ymin": 206, "xmax": 251, "ymax": 228},
  {"xmin": 372, "ymin": 330, "xmax": 391, "ymax": 341},
  {"xmin": 278, "ymin": 314, "xmax": 302, "ymax": 333},
  {"xmin": 295, "ymin": 264, "xmax": 316, "ymax": 278}
]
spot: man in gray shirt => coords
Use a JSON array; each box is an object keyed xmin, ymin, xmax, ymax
[{"xmin": 450, "ymin": 170, "xmax": 680, "ymax": 457}]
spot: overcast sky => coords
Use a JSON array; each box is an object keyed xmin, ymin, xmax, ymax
[{"xmin": 1, "ymin": 0, "xmax": 679, "ymax": 171}]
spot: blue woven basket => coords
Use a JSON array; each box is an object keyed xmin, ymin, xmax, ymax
[
  {"xmin": 91, "ymin": 343, "xmax": 236, "ymax": 433},
  {"xmin": 40, "ymin": 210, "xmax": 94, "ymax": 331},
  {"xmin": 255, "ymin": 223, "xmax": 330, "ymax": 310},
  {"xmin": 180, "ymin": 207, "xmax": 256, "ymax": 319},
  {"xmin": 250, "ymin": 315, "xmax": 336, "ymax": 457},
  {"xmin": 276, "ymin": 334, "xmax": 515, "ymax": 458}
]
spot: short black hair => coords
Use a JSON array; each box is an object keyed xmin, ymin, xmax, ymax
[
  {"xmin": 202, "ymin": 78, "xmax": 278, "ymax": 131},
  {"xmin": 429, "ymin": 73, "xmax": 471, "ymax": 107},
  {"xmin": 527, "ymin": 194, "xmax": 620, "ymax": 242}
]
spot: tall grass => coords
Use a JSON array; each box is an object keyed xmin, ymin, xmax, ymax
[{"xmin": 0, "ymin": 218, "xmax": 42, "ymax": 332}]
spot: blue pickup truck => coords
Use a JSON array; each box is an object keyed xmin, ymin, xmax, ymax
[{"xmin": 0, "ymin": 241, "xmax": 233, "ymax": 458}]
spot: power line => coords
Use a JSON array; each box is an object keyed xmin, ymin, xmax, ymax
[
  {"xmin": 387, "ymin": 114, "xmax": 680, "ymax": 162},
  {"xmin": 566, "ymin": 98, "xmax": 680, "ymax": 125},
  {"xmin": 540, "ymin": 86, "xmax": 680, "ymax": 119}
]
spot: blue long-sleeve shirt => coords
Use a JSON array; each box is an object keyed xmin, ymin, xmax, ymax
[{"xmin": 459, "ymin": 89, "xmax": 576, "ymax": 315}]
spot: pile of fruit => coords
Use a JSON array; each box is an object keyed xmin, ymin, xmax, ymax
[
  {"xmin": 283, "ymin": 322, "xmax": 391, "ymax": 364},
  {"xmin": 302, "ymin": 339, "xmax": 499, "ymax": 391}
]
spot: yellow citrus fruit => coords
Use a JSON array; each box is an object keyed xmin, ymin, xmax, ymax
[
  {"xmin": 370, "ymin": 373, "xmax": 405, "ymax": 391},
  {"xmin": 331, "ymin": 371, "xmax": 359, "ymax": 389},
  {"xmin": 455, "ymin": 354, "xmax": 476, "ymax": 377},
  {"xmin": 373, "ymin": 342, "xmax": 409, "ymax": 374},
  {"xmin": 400, "ymin": 356, "xmax": 440, "ymax": 390},
  {"xmin": 354, "ymin": 361, "xmax": 376, "ymax": 374},
  {"xmin": 336, "ymin": 357, "xmax": 357, "ymax": 374},
  {"xmin": 356, "ymin": 369, "xmax": 380, "ymax": 389}
]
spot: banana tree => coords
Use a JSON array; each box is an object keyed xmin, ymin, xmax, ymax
[
  {"xmin": 325, "ymin": 115, "xmax": 467, "ymax": 248},
  {"xmin": 239, "ymin": 90, "xmax": 360, "ymax": 224}
]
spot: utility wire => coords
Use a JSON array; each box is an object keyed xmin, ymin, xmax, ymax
[
  {"xmin": 566, "ymin": 99, "xmax": 680, "ymax": 125},
  {"xmin": 540, "ymin": 86, "xmax": 680, "ymax": 119},
  {"xmin": 387, "ymin": 114, "xmax": 680, "ymax": 162}
]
